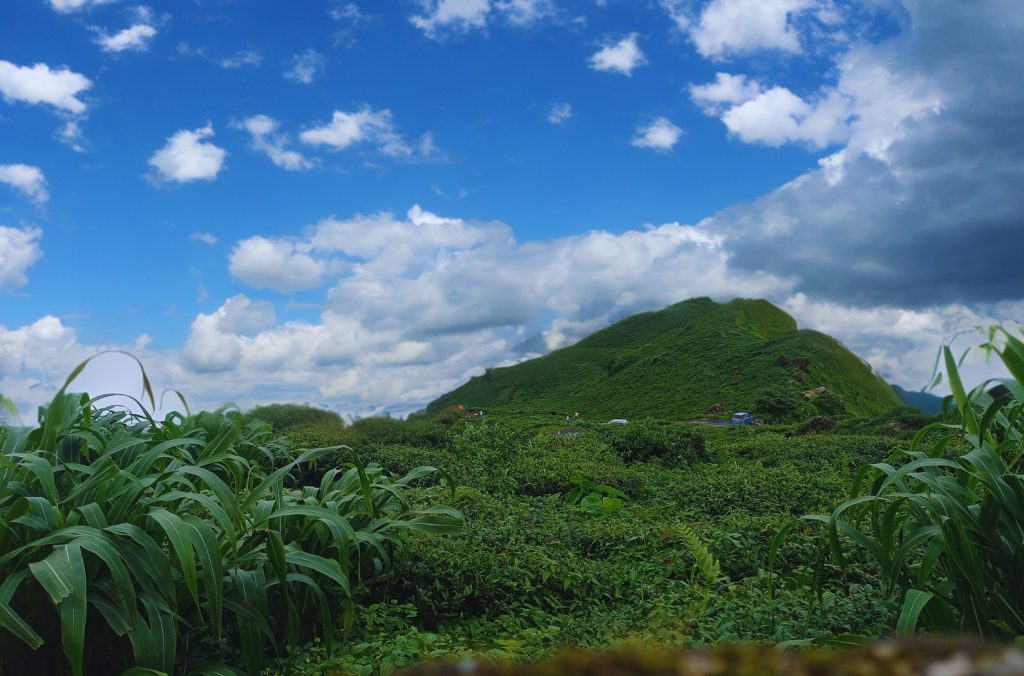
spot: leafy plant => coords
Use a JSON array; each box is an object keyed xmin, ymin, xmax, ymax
[
  {"xmin": 565, "ymin": 476, "xmax": 626, "ymax": 517},
  {"xmin": 605, "ymin": 420, "xmax": 708, "ymax": 467},
  {"xmin": 773, "ymin": 332, "xmax": 1024, "ymax": 641},
  {"xmin": 675, "ymin": 524, "xmax": 722, "ymax": 586},
  {"xmin": 0, "ymin": 358, "xmax": 463, "ymax": 674}
]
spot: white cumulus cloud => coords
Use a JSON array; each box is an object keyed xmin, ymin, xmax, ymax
[
  {"xmin": 233, "ymin": 114, "xmax": 315, "ymax": 171},
  {"xmin": 0, "ymin": 60, "xmax": 92, "ymax": 113},
  {"xmin": 588, "ymin": 33, "xmax": 646, "ymax": 75},
  {"xmin": 148, "ymin": 123, "xmax": 228, "ymax": 183},
  {"xmin": 96, "ymin": 23, "xmax": 157, "ymax": 53},
  {"xmin": 690, "ymin": 44, "xmax": 941, "ymax": 155},
  {"xmin": 300, "ymin": 107, "xmax": 437, "ymax": 159},
  {"xmin": 48, "ymin": 0, "xmax": 113, "ymax": 12},
  {"xmin": 632, "ymin": 117, "xmax": 683, "ymax": 152},
  {"xmin": 689, "ymin": 72, "xmax": 763, "ymax": 112},
  {"xmin": 0, "ymin": 164, "xmax": 49, "ymax": 204},
  {"xmin": 0, "ymin": 225, "xmax": 43, "ymax": 292},
  {"xmin": 688, "ymin": 0, "xmax": 816, "ymax": 59},
  {"xmin": 411, "ymin": 0, "xmax": 492, "ymax": 38},
  {"xmin": 228, "ymin": 236, "xmax": 327, "ymax": 293}
]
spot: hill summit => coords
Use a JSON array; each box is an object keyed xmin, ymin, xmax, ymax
[{"xmin": 428, "ymin": 297, "xmax": 902, "ymax": 419}]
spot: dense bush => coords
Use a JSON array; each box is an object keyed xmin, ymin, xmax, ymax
[
  {"xmin": 754, "ymin": 389, "xmax": 806, "ymax": 423},
  {"xmin": 717, "ymin": 433, "xmax": 900, "ymax": 473},
  {"xmin": 508, "ymin": 435, "xmax": 641, "ymax": 497},
  {"xmin": 352, "ymin": 417, "xmax": 455, "ymax": 449},
  {"xmin": 243, "ymin": 402, "xmax": 344, "ymax": 431},
  {"xmin": 666, "ymin": 462, "xmax": 846, "ymax": 517},
  {"xmin": 605, "ymin": 420, "xmax": 709, "ymax": 467}
]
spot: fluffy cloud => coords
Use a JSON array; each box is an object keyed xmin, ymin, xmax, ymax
[
  {"xmin": 547, "ymin": 102, "xmax": 572, "ymax": 125},
  {"xmin": 411, "ymin": 0, "xmax": 491, "ymax": 37},
  {"xmin": 0, "ymin": 60, "xmax": 91, "ymax": 113},
  {"xmin": 233, "ymin": 205, "xmax": 791, "ymax": 333},
  {"xmin": 782, "ymin": 293, "xmax": 1014, "ymax": 392},
  {"xmin": 691, "ymin": 41, "xmax": 940, "ymax": 152},
  {"xmin": 96, "ymin": 23, "xmax": 157, "ymax": 53},
  {"xmin": 300, "ymin": 107, "xmax": 437, "ymax": 159},
  {"xmin": 228, "ymin": 237, "xmax": 327, "ymax": 292},
  {"xmin": 233, "ymin": 115, "xmax": 315, "ymax": 170},
  {"xmin": 48, "ymin": 0, "xmax": 113, "ymax": 12},
  {"xmin": 0, "ymin": 164, "xmax": 49, "ymax": 203},
  {"xmin": 689, "ymin": 72, "xmax": 763, "ymax": 113},
  {"xmin": 283, "ymin": 49, "xmax": 326, "ymax": 84},
  {"xmin": 498, "ymin": 0, "xmax": 554, "ymax": 25},
  {"xmin": 183, "ymin": 294, "xmax": 277, "ymax": 372},
  {"xmin": 631, "ymin": 117, "xmax": 683, "ymax": 152},
  {"xmin": 680, "ymin": 0, "xmax": 818, "ymax": 59},
  {"xmin": 0, "ymin": 225, "xmax": 43, "ymax": 291},
  {"xmin": 696, "ymin": 0, "xmax": 1022, "ymax": 307},
  {"xmin": 3, "ymin": 200, "xmax": 1018, "ymax": 420},
  {"xmin": 148, "ymin": 123, "xmax": 227, "ymax": 183},
  {"xmin": 588, "ymin": 33, "xmax": 646, "ymax": 75}
]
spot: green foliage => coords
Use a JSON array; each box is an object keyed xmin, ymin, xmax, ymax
[
  {"xmin": 428, "ymin": 297, "xmax": 902, "ymax": 419},
  {"xmin": 781, "ymin": 331, "xmax": 1024, "ymax": 641},
  {"xmin": 832, "ymin": 406, "xmax": 936, "ymax": 438},
  {"xmin": 755, "ymin": 388, "xmax": 805, "ymax": 423},
  {"xmin": 665, "ymin": 462, "xmax": 847, "ymax": 517},
  {"xmin": 0, "ymin": 372, "xmax": 462, "ymax": 674},
  {"xmin": 675, "ymin": 524, "xmax": 722, "ymax": 586},
  {"xmin": 508, "ymin": 435, "xmax": 640, "ymax": 497},
  {"xmin": 2, "ymin": 345, "xmax": 929, "ymax": 672},
  {"xmin": 243, "ymin": 403, "xmax": 343, "ymax": 432},
  {"xmin": 565, "ymin": 476, "xmax": 626, "ymax": 516},
  {"xmin": 605, "ymin": 420, "xmax": 709, "ymax": 466}
]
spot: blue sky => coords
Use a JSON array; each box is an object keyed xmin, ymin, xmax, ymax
[{"xmin": 1, "ymin": 0, "xmax": 1022, "ymax": 418}]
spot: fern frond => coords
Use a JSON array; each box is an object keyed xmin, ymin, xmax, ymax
[{"xmin": 678, "ymin": 524, "xmax": 723, "ymax": 586}]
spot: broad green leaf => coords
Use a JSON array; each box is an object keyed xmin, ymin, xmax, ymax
[
  {"xmin": 897, "ymin": 589, "xmax": 933, "ymax": 635},
  {"xmin": 148, "ymin": 508, "xmax": 199, "ymax": 609}
]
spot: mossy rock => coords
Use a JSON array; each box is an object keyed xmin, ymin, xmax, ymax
[{"xmin": 398, "ymin": 638, "xmax": 1024, "ymax": 675}]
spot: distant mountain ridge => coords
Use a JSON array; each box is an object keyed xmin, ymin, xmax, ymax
[
  {"xmin": 891, "ymin": 385, "xmax": 945, "ymax": 415},
  {"xmin": 428, "ymin": 297, "xmax": 903, "ymax": 419}
]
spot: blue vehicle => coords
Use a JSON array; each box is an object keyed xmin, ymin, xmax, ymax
[{"xmin": 730, "ymin": 412, "xmax": 754, "ymax": 426}]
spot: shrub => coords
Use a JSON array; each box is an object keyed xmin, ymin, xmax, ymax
[
  {"xmin": 668, "ymin": 462, "xmax": 846, "ymax": 517},
  {"xmin": 244, "ymin": 403, "xmax": 343, "ymax": 432},
  {"xmin": 508, "ymin": 436, "xmax": 640, "ymax": 497},
  {"xmin": 353, "ymin": 417, "xmax": 454, "ymax": 449},
  {"xmin": 717, "ymin": 433, "xmax": 899, "ymax": 473},
  {"xmin": 605, "ymin": 420, "xmax": 709, "ymax": 467},
  {"xmin": 754, "ymin": 389, "xmax": 805, "ymax": 423},
  {"xmin": 789, "ymin": 416, "xmax": 836, "ymax": 436}
]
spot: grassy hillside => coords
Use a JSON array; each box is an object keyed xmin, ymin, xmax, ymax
[{"xmin": 428, "ymin": 298, "xmax": 902, "ymax": 419}]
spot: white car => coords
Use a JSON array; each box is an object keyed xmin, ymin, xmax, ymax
[{"xmin": 607, "ymin": 418, "xmax": 628, "ymax": 425}]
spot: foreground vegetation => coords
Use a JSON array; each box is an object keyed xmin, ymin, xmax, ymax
[{"xmin": 1, "ymin": 327, "xmax": 1021, "ymax": 674}]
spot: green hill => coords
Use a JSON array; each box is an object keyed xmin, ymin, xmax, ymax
[{"xmin": 428, "ymin": 298, "xmax": 902, "ymax": 419}]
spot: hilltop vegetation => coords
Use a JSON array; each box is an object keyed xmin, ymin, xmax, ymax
[{"xmin": 428, "ymin": 298, "xmax": 902, "ymax": 420}]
